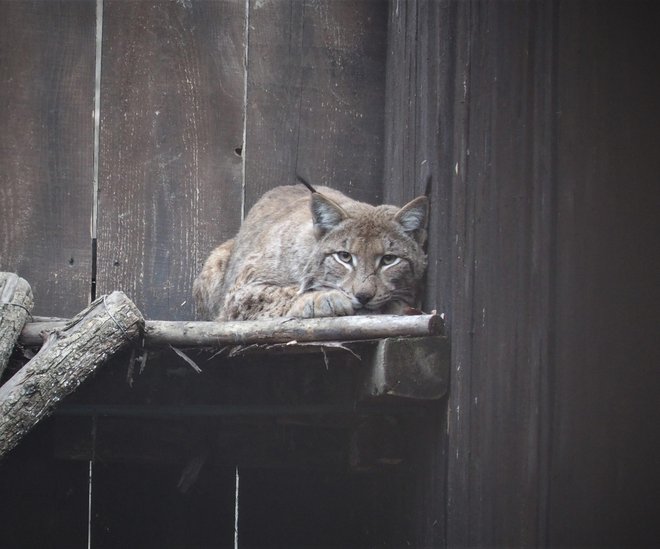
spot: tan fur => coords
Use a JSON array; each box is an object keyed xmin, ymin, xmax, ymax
[
  {"xmin": 193, "ymin": 185, "xmax": 428, "ymax": 320},
  {"xmin": 192, "ymin": 239, "xmax": 234, "ymax": 319}
]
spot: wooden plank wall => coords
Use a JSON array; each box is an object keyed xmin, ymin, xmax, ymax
[
  {"xmin": 0, "ymin": 0, "xmax": 96, "ymax": 317},
  {"xmin": 240, "ymin": 1, "xmax": 390, "ymax": 545},
  {"xmin": 386, "ymin": 0, "xmax": 660, "ymax": 546},
  {"xmin": 0, "ymin": 0, "xmax": 389, "ymax": 547},
  {"xmin": 383, "ymin": 1, "xmax": 451, "ymax": 545},
  {"xmin": 550, "ymin": 1, "xmax": 660, "ymax": 545},
  {"xmin": 445, "ymin": 2, "xmax": 556, "ymax": 546},
  {"xmin": 95, "ymin": 0, "xmax": 246, "ymax": 321},
  {"xmin": 5, "ymin": 0, "xmax": 659, "ymax": 547},
  {"xmin": 0, "ymin": 2, "xmax": 96, "ymax": 542},
  {"xmin": 1, "ymin": 0, "xmax": 386, "ymax": 321},
  {"xmin": 245, "ymin": 0, "xmax": 387, "ymax": 208}
]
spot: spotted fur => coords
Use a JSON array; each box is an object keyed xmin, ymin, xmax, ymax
[{"xmin": 193, "ymin": 185, "xmax": 428, "ymax": 320}]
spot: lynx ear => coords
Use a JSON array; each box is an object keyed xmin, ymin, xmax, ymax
[
  {"xmin": 310, "ymin": 192, "xmax": 348, "ymax": 238},
  {"xmin": 395, "ymin": 196, "xmax": 428, "ymax": 244}
]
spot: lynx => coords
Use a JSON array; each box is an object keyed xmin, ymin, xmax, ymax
[{"xmin": 193, "ymin": 184, "xmax": 428, "ymax": 321}]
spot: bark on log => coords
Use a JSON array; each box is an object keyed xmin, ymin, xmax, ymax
[
  {"xmin": 20, "ymin": 314, "xmax": 443, "ymax": 348},
  {"xmin": 0, "ymin": 273, "xmax": 34, "ymax": 378},
  {"xmin": 0, "ymin": 291, "xmax": 144, "ymax": 458}
]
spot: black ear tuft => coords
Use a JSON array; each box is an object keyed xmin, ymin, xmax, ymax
[
  {"xmin": 310, "ymin": 193, "xmax": 347, "ymax": 238},
  {"xmin": 297, "ymin": 174, "xmax": 318, "ymax": 194}
]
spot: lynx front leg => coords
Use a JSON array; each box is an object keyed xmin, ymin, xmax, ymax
[
  {"xmin": 221, "ymin": 286, "xmax": 354, "ymax": 320},
  {"xmin": 287, "ymin": 290, "xmax": 354, "ymax": 318},
  {"xmin": 219, "ymin": 283, "xmax": 300, "ymax": 320}
]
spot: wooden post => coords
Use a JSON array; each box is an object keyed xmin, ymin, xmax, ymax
[
  {"xmin": 0, "ymin": 273, "xmax": 34, "ymax": 378},
  {"xmin": 0, "ymin": 291, "xmax": 144, "ymax": 458}
]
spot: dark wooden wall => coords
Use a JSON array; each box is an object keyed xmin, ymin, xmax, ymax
[
  {"xmin": 2, "ymin": 0, "xmax": 660, "ymax": 547},
  {"xmin": 386, "ymin": 0, "xmax": 660, "ymax": 546},
  {"xmin": 0, "ymin": 0, "xmax": 389, "ymax": 547},
  {"xmin": 0, "ymin": 0, "xmax": 96, "ymax": 317},
  {"xmin": 95, "ymin": 0, "xmax": 246, "ymax": 320},
  {"xmin": 1, "ymin": 0, "xmax": 386, "ymax": 321},
  {"xmin": 550, "ymin": 2, "xmax": 660, "ymax": 545},
  {"xmin": 244, "ymin": 0, "xmax": 387, "ymax": 208}
]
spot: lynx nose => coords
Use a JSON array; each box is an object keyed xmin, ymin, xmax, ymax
[{"xmin": 355, "ymin": 291, "xmax": 374, "ymax": 306}]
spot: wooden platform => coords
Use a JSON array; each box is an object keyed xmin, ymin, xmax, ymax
[{"xmin": 9, "ymin": 326, "xmax": 449, "ymax": 469}]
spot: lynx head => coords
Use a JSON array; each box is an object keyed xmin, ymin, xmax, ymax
[{"xmin": 300, "ymin": 191, "xmax": 428, "ymax": 314}]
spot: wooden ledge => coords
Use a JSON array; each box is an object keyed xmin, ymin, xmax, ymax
[
  {"xmin": 17, "ymin": 315, "xmax": 448, "ymax": 404},
  {"xmin": 4, "ymin": 286, "xmax": 447, "ymax": 466}
]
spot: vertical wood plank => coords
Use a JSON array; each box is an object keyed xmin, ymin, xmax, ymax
[
  {"xmin": 445, "ymin": 2, "xmax": 558, "ymax": 546},
  {"xmin": 0, "ymin": 0, "xmax": 95, "ymax": 316},
  {"xmin": 244, "ymin": 0, "xmax": 387, "ymax": 208},
  {"xmin": 549, "ymin": 1, "xmax": 660, "ymax": 545},
  {"xmin": 387, "ymin": 0, "xmax": 559, "ymax": 545},
  {"xmin": 0, "ymin": 2, "xmax": 94, "ymax": 542},
  {"xmin": 384, "ymin": 0, "xmax": 458, "ymax": 315},
  {"xmin": 440, "ymin": 1, "xmax": 474, "ymax": 545},
  {"xmin": 96, "ymin": 0, "xmax": 246, "ymax": 320},
  {"xmin": 383, "ymin": 0, "xmax": 460, "ymax": 545}
]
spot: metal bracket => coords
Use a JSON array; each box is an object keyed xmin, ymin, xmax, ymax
[{"xmin": 361, "ymin": 336, "xmax": 449, "ymax": 400}]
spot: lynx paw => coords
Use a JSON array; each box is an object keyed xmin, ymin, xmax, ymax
[{"xmin": 288, "ymin": 290, "xmax": 354, "ymax": 318}]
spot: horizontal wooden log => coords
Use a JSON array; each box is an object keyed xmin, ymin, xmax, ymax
[
  {"xmin": 0, "ymin": 291, "xmax": 144, "ymax": 458},
  {"xmin": 20, "ymin": 314, "xmax": 443, "ymax": 348},
  {"xmin": 0, "ymin": 273, "xmax": 34, "ymax": 378}
]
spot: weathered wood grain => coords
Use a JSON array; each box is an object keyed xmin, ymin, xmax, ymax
[
  {"xmin": 390, "ymin": 1, "xmax": 660, "ymax": 546},
  {"xmin": 383, "ymin": 1, "xmax": 461, "ymax": 544},
  {"xmin": 244, "ymin": 0, "xmax": 387, "ymax": 208},
  {"xmin": 384, "ymin": 0, "xmax": 453, "ymax": 317},
  {"xmin": 96, "ymin": 0, "xmax": 246, "ymax": 320},
  {"xmin": 0, "ymin": 291, "xmax": 143, "ymax": 459},
  {"xmin": 0, "ymin": 273, "xmax": 34, "ymax": 378},
  {"xmin": 437, "ymin": 2, "xmax": 557, "ymax": 546},
  {"xmin": 0, "ymin": 0, "xmax": 95, "ymax": 316},
  {"xmin": 386, "ymin": 1, "xmax": 557, "ymax": 545}
]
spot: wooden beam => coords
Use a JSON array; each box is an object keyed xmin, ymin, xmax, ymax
[
  {"xmin": 0, "ymin": 291, "xmax": 144, "ymax": 458},
  {"xmin": 0, "ymin": 273, "xmax": 34, "ymax": 378},
  {"xmin": 20, "ymin": 313, "xmax": 443, "ymax": 348}
]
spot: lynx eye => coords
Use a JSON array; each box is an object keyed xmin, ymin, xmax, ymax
[
  {"xmin": 334, "ymin": 251, "xmax": 353, "ymax": 265},
  {"xmin": 380, "ymin": 254, "xmax": 399, "ymax": 267}
]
